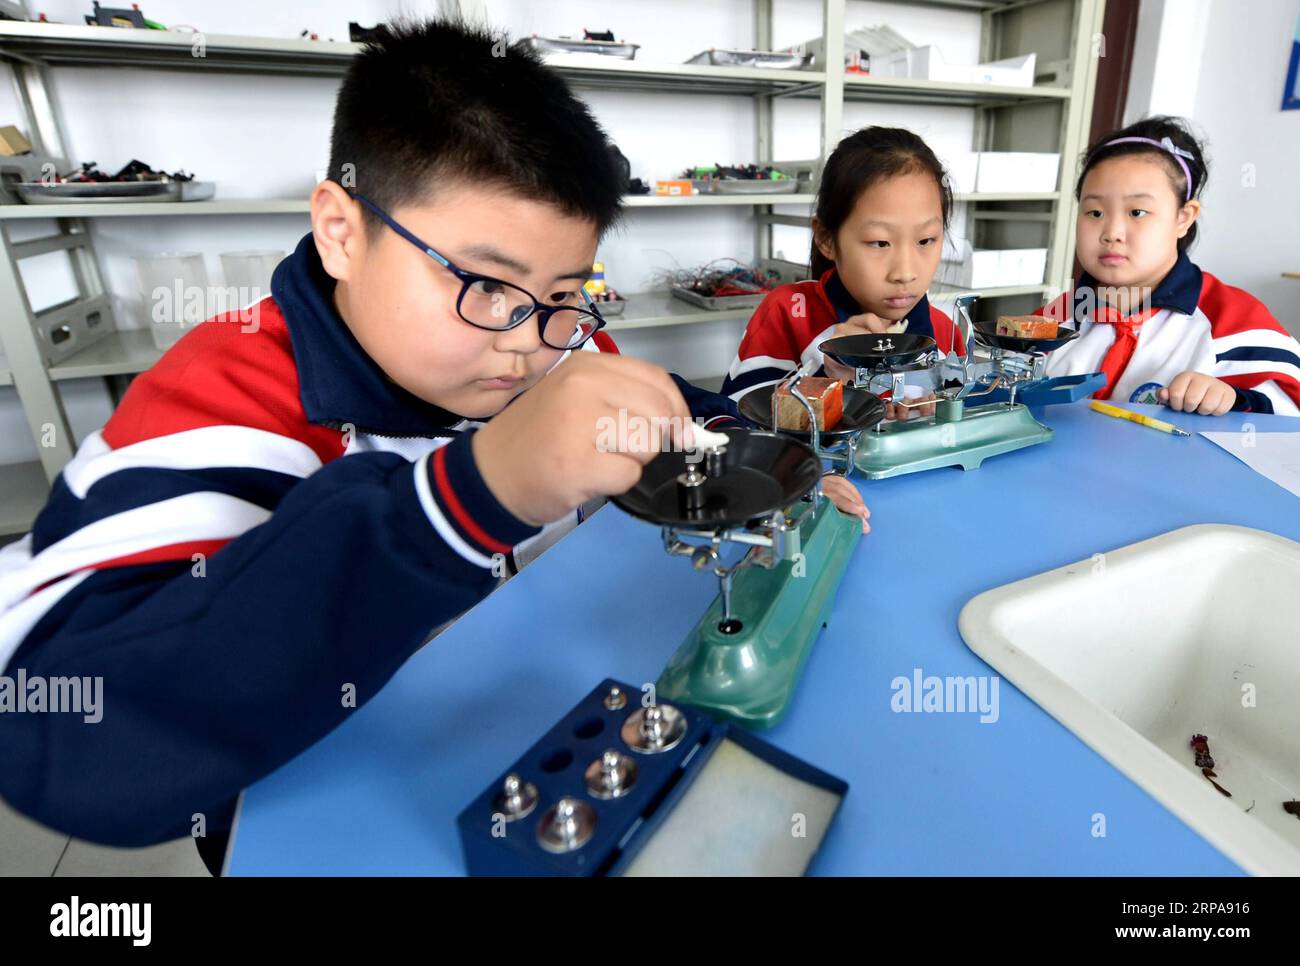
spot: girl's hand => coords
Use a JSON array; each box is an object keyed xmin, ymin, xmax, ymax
[
  {"xmin": 835, "ymin": 311, "xmax": 899, "ymax": 337},
  {"xmin": 886, "ymin": 392, "xmax": 939, "ymax": 421},
  {"xmin": 1157, "ymin": 372, "xmax": 1236, "ymax": 416},
  {"xmin": 824, "ymin": 355, "xmax": 856, "ymax": 384},
  {"xmin": 823, "ymin": 311, "xmax": 901, "ymax": 383},
  {"xmin": 821, "ymin": 473, "xmax": 870, "ymax": 534}
]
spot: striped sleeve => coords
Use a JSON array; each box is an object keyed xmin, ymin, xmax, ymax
[
  {"xmin": 722, "ymin": 284, "xmax": 826, "ymax": 401},
  {"xmin": 0, "ymin": 314, "xmax": 539, "ymax": 847},
  {"xmin": 1200, "ymin": 273, "xmax": 1300, "ymax": 415}
]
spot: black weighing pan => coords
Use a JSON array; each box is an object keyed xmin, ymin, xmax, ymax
[
  {"xmin": 738, "ymin": 383, "xmax": 887, "ymax": 443},
  {"xmin": 611, "ymin": 428, "xmax": 821, "ymax": 529},
  {"xmin": 971, "ymin": 321, "xmax": 1080, "ymax": 354},
  {"xmin": 820, "ymin": 333, "xmax": 937, "ymax": 369}
]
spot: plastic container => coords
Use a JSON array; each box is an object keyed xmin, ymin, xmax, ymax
[
  {"xmin": 220, "ymin": 250, "xmax": 285, "ymax": 308},
  {"xmin": 136, "ymin": 252, "xmax": 210, "ymax": 351},
  {"xmin": 880, "ymin": 46, "xmax": 1037, "ymax": 87},
  {"xmin": 974, "ymin": 152, "xmax": 1061, "ymax": 193}
]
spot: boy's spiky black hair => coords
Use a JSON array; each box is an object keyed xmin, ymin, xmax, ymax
[
  {"xmin": 328, "ymin": 18, "xmax": 624, "ymax": 235},
  {"xmin": 1076, "ymin": 115, "xmax": 1209, "ymax": 253}
]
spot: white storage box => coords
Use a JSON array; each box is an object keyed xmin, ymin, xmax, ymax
[
  {"xmin": 941, "ymin": 246, "xmax": 1047, "ymax": 289},
  {"xmin": 879, "ymin": 46, "xmax": 1036, "ymax": 87},
  {"xmin": 969, "ymin": 53, "xmax": 1036, "ymax": 87},
  {"xmin": 801, "ymin": 24, "xmax": 913, "ymax": 71},
  {"xmin": 944, "ymin": 152, "xmax": 979, "ymax": 194},
  {"xmin": 974, "ymin": 152, "xmax": 1061, "ymax": 193}
]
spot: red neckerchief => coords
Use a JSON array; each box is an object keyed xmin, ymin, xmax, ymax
[{"xmin": 1091, "ymin": 304, "xmax": 1160, "ymax": 400}]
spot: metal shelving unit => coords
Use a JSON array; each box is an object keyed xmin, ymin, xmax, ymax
[{"xmin": 0, "ymin": 0, "xmax": 1103, "ymax": 535}]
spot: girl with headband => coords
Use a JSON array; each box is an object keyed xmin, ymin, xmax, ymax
[{"xmin": 1038, "ymin": 116, "xmax": 1300, "ymax": 415}]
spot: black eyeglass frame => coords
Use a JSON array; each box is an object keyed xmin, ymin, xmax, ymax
[{"xmin": 350, "ymin": 192, "xmax": 607, "ymax": 351}]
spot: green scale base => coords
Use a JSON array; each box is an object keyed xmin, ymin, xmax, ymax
[
  {"xmin": 656, "ymin": 502, "xmax": 862, "ymax": 729},
  {"xmin": 854, "ymin": 400, "xmax": 1052, "ymax": 480}
]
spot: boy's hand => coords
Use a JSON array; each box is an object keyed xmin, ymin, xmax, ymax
[
  {"xmin": 473, "ymin": 353, "xmax": 691, "ymax": 526},
  {"xmin": 1157, "ymin": 371, "xmax": 1236, "ymax": 416},
  {"xmin": 823, "ymin": 312, "xmax": 898, "ymax": 383},
  {"xmin": 821, "ymin": 473, "xmax": 870, "ymax": 534}
]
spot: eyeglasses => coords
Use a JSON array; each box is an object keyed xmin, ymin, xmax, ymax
[{"xmin": 351, "ymin": 193, "xmax": 606, "ymax": 351}]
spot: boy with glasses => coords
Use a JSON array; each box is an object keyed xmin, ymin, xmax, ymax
[{"xmin": 0, "ymin": 18, "xmax": 748, "ymax": 861}]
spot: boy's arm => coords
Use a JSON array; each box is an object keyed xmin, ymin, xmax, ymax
[
  {"xmin": 0, "ymin": 434, "xmax": 537, "ymax": 847},
  {"xmin": 670, "ymin": 374, "xmax": 751, "ymax": 428},
  {"xmin": 584, "ymin": 328, "xmax": 751, "ymax": 427}
]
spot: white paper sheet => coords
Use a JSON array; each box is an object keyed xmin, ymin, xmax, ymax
[{"xmin": 1200, "ymin": 431, "xmax": 1300, "ymax": 499}]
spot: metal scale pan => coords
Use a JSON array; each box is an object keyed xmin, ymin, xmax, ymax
[
  {"xmin": 737, "ymin": 383, "xmax": 887, "ymax": 443},
  {"xmin": 819, "ymin": 333, "xmax": 937, "ymax": 369},
  {"xmin": 611, "ymin": 429, "xmax": 820, "ymax": 530},
  {"xmin": 971, "ymin": 321, "xmax": 1080, "ymax": 354}
]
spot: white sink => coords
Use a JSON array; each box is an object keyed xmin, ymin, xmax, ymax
[{"xmin": 960, "ymin": 524, "xmax": 1300, "ymax": 876}]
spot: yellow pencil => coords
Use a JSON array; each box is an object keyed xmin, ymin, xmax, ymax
[{"xmin": 1089, "ymin": 400, "xmax": 1190, "ymax": 436}]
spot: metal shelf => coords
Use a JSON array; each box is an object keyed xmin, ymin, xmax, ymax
[
  {"xmin": 604, "ymin": 292, "xmax": 758, "ymax": 331},
  {"xmin": 534, "ymin": 54, "xmax": 826, "ymax": 96},
  {"xmin": 624, "ymin": 193, "xmax": 814, "ymax": 208},
  {"xmin": 930, "ymin": 282, "xmax": 1053, "ymax": 298},
  {"xmin": 0, "ymin": 194, "xmax": 818, "ymax": 219},
  {"xmin": 48, "ymin": 329, "xmax": 161, "ymax": 381},
  {"xmin": 0, "ymin": 21, "xmax": 360, "ymax": 76},
  {"xmin": 0, "ymin": 22, "xmax": 1067, "ymax": 107},
  {"xmin": 0, "ymin": 199, "xmax": 311, "ymax": 219},
  {"xmin": 0, "ymin": 460, "xmax": 49, "ymax": 536},
  {"xmin": 842, "ymin": 73, "xmax": 1070, "ymax": 106},
  {"xmin": 0, "ymin": 22, "xmax": 826, "ymax": 95},
  {"xmin": 953, "ymin": 191, "xmax": 1060, "ymax": 202},
  {"xmin": 602, "ymin": 281, "xmax": 1054, "ymax": 332},
  {"xmin": 757, "ymin": 192, "xmax": 1060, "ymax": 231}
]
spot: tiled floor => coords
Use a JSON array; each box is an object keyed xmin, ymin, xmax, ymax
[{"xmin": 0, "ymin": 797, "xmax": 209, "ymax": 876}]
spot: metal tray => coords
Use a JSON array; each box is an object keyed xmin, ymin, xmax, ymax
[
  {"xmin": 685, "ymin": 48, "xmax": 809, "ymax": 69},
  {"xmin": 671, "ymin": 286, "xmax": 770, "ymax": 311},
  {"xmin": 15, "ymin": 181, "xmax": 216, "ymax": 204},
  {"xmin": 526, "ymin": 36, "xmax": 639, "ymax": 59},
  {"xmin": 590, "ymin": 297, "xmax": 627, "ymax": 316},
  {"xmin": 712, "ymin": 179, "xmax": 799, "ymax": 195}
]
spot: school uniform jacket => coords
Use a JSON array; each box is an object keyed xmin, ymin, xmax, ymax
[
  {"xmin": 0, "ymin": 232, "xmax": 743, "ymax": 846},
  {"xmin": 1040, "ymin": 252, "xmax": 1300, "ymax": 415},
  {"xmin": 721, "ymin": 268, "xmax": 965, "ymax": 401}
]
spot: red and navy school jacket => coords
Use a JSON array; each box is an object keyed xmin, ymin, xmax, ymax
[
  {"xmin": 0, "ymin": 232, "xmax": 743, "ymax": 847},
  {"xmin": 721, "ymin": 268, "xmax": 965, "ymax": 400},
  {"xmin": 1040, "ymin": 252, "xmax": 1300, "ymax": 415}
]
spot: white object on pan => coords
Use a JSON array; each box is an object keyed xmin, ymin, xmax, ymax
[{"xmin": 689, "ymin": 424, "xmax": 730, "ymax": 451}]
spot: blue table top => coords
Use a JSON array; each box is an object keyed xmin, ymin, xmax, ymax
[{"xmin": 228, "ymin": 402, "xmax": 1300, "ymax": 875}]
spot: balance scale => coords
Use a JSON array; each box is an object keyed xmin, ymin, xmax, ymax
[
  {"xmin": 610, "ymin": 295, "xmax": 1100, "ymax": 728},
  {"xmin": 611, "ymin": 382, "xmax": 867, "ymax": 729},
  {"xmin": 821, "ymin": 294, "xmax": 1103, "ymax": 479}
]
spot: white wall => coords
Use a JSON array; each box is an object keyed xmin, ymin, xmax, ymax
[
  {"xmin": 1125, "ymin": 0, "xmax": 1300, "ymax": 336},
  {"xmin": 0, "ymin": 0, "xmax": 989, "ymax": 461}
]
